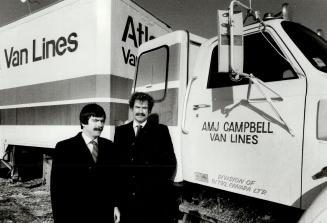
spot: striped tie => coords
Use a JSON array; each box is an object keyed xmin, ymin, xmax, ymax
[
  {"xmin": 135, "ymin": 125, "xmax": 142, "ymax": 138},
  {"xmin": 90, "ymin": 140, "xmax": 98, "ymax": 162}
]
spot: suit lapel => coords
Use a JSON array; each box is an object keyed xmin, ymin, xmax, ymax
[
  {"xmin": 138, "ymin": 121, "xmax": 151, "ymax": 139},
  {"xmin": 97, "ymin": 137, "xmax": 107, "ymax": 163},
  {"xmin": 126, "ymin": 121, "xmax": 136, "ymax": 140}
]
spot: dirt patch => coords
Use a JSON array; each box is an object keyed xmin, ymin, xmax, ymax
[{"xmin": 0, "ymin": 178, "xmax": 53, "ymax": 223}]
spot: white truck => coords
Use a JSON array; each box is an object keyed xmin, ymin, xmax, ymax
[
  {"xmin": 0, "ymin": 0, "xmax": 171, "ymax": 180},
  {"xmin": 134, "ymin": 1, "xmax": 327, "ymax": 222}
]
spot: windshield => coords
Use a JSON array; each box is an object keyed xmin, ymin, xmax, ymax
[{"xmin": 282, "ymin": 21, "xmax": 327, "ymax": 73}]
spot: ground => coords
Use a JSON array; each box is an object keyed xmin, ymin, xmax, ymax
[
  {"xmin": 0, "ymin": 178, "xmax": 53, "ymax": 223},
  {"xmin": 0, "ymin": 176, "xmax": 303, "ymax": 223}
]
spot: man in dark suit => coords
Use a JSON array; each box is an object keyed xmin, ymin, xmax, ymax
[
  {"xmin": 50, "ymin": 103, "xmax": 120, "ymax": 223},
  {"xmin": 114, "ymin": 92, "xmax": 177, "ymax": 223}
]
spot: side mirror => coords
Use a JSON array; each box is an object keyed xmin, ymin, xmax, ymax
[{"xmin": 217, "ymin": 10, "xmax": 244, "ymax": 75}]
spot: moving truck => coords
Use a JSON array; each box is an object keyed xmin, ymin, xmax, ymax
[
  {"xmin": 0, "ymin": 0, "xmax": 171, "ymax": 180},
  {"xmin": 134, "ymin": 1, "xmax": 327, "ymax": 222}
]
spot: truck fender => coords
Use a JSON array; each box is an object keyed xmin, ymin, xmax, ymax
[{"xmin": 298, "ymin": 185, "xmax": 327, "ymax": 223}]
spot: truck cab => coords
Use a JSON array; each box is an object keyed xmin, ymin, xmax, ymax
[
  {"xmin": 183, "ymin": 19, "xmax": 327, "ymax": 209},
  {"xmin": 134, "ymin": 8, "xmax": 327, "ymax": 218}
]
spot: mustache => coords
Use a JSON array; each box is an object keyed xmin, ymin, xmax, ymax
[
  {"xmin": 136, "ymin": 113, "xmax": 145, "ymax": 117},
  {"xmin": 94, "ymin": 128, "xmax": 103, "ymax": 131}
]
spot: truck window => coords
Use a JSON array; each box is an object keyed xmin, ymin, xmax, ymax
[
  {"xmin": 207, "ymin": 31, "xmax": 297, "ymax": 88},
  {"xmin": 135, "ymin": 43, "xmax": 182, "ymax": 126},
  {"xmin": 317, "ymin": 99, "xmax": 327, "ymax": 141},
  {"xmin": 282, "ymin": 21, "xmax": 327, "ymax": 73},
  {"xmin": 135, "ymin": 46, "xmax": 168, "ymax": 101}
]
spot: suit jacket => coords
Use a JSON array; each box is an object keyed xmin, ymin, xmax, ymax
[
  {"xmin": 50, "ymin": 132, "xmax": 116, "ymax": 223},
  {"xmin": 114, "ymin": 120, "xmax": 176, "ymax": 222}
]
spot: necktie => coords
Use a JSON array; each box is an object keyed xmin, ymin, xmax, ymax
[
  {"xmin": 135, "ymin": 125, "xmax": 142, "ymax": 138},
  {"xmin": 90, "ymin": 140, "xmax": 98, "ymax": 162}
]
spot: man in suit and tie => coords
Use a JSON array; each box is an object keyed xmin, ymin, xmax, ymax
[
  {"xmin": 114, "ymin": 92, "xmax": 177, "ymax": 223},
  {"xmin": 50, "ymin": 103, "xmax": 120, "ymax": 223}
]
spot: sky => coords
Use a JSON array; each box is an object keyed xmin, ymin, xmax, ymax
[
  {"xmin": 133, "ymin": 0, "xmax": 327, "ymax": 39},
  {"xmin": 0, "ymin": 0, "xmax": 59, "ymax": 26},
  {"xmin": 0, "ymin": 0, "xmax": 327, "ymax": 39}
]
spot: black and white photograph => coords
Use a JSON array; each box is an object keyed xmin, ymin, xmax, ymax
[{"xmin": 1, "ymin": 0, "xmax": 327, "ymax": 222}]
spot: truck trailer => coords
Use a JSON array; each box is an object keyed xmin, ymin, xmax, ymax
[
  {"xmin": 134, "ymin": 1, "xmax": 327, "ymax": 222},
  {"xmin": 0, "ymin": 0, "xmax": 171, "ymax": 181}
]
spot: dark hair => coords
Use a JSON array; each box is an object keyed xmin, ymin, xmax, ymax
[
  {"xmin": 129, "ymin": 92, "xmax": 154, "ymax": 112},
  {"xmin": 148, "ymin": 113, "xmax": 159, "ymax": 123},
  {"xmin": 79, "ymin": 103, "xmax": 106, "ymax": 128}
]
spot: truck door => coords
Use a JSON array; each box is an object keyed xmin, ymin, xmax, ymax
[
  {"xmin": 134, "ymin": 31, "xmax": 191, "ymax": 182},
  {"xmin": 182, "ymin": 27, "xmax": 307, "ymax": 207}
]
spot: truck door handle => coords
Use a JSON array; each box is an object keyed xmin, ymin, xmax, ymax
[
  {"xmin": 182, "ymin": 76, "xmax": 197, "ymax": 134},
  {"xmin": 193, "ymin": 104, "xmax": 211, "ymax": 110}
]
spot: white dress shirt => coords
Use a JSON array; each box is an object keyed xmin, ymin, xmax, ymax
[
  {"xmin": 133, "ymin": 120, "xmax": 147, "ymax": 136},
  {"xmin": 82, "ymin": 132, "xmax": 98, "ymax": 155}
]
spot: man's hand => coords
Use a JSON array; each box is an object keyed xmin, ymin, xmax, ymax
[{"xmin": 114, "ymin": 207, "xmax": 121, "ymax": 223}]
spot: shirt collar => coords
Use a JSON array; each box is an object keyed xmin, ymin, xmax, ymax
[
  {"xmin": 133, "ymin": 120, "xmax": 147, "ymax": 129},
  {"xmin": 82, "ymin": 132, "xmax": 98, "ymax": 145}
]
